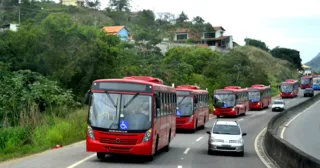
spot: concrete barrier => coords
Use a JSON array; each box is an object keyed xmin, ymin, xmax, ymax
[{"xmin": 264, "ymin": 93, "xmax": 320, "ymax": 168}]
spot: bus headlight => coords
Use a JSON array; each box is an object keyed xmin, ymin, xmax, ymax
[
  {"xmin": 87, "ymin": 125, "xmax": 95, "ymax": 140},
  {"xmin": 142, "ymin": 128, "xmax": 152, "ymax": 142},
  {"xmin": 188, "ymin": 115, "xmax": 194, "ymax": 122}
]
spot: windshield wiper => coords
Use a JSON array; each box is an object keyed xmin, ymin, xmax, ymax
[
  {"xmin": 123, "ymin": 93, "xmax": 140, "ymax": 108},
  {"xmin": 105, "ymin": 91, "xmax": 117, "ymax": 108},
  {"xmin": 178, "ymin": 96, "xmax": 186, "ymax": 106}
]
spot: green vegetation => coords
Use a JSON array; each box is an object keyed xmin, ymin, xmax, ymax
[{"xmin": 0, "ymin": 0, "xmax": 299, "ymax": 161}]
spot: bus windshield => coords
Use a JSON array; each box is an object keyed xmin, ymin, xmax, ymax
[
  {"xmin": 248, "ymin": 91, "xmax": 260, "ymax": 102},
  {"xmin": 313, "ymin": 78, "xmax": 320, "ymax": 85},
  {"xmin": 213, "ymin": 93, "xmax": 236, "ymax": 108},
  {"xmin": 89, "ymin": 93, "xmax": 152, "ymax": 131},
  {"xmin": 280, "ymin": 84, "xmax": 293, "ymax": 92},
  {"xmin": 301, "ymin": 78, "xmax": 310, "ymax": 84},
  {"xmin": 177, "ymin": 96, "xmax": 193, "ymax": 116}
]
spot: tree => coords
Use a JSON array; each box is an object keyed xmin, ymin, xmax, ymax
[
  {"xmin": 108, "ymin": 0, "xmax": 131, "ymax": 12},
  {"xmin": 244, "ymin": 38, "xmax": 269, "ymax": 52},
  {"xmin": 192, "ymin": 16, "xmax": 204, "ymax": 24},
  {"xmin": 176, "ymin": 11, "xmax": 188, "ymax": 24},
  {"xmin": 270, "ymin": 47, "xmax": 302, "ymax": 70},
  {"xmin": 85, "ymin": 0, "xmax": 101, "ymax": 9}
]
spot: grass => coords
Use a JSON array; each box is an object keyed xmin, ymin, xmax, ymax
[{"xmin": 0, "ymin": 108, "xmax": 87, "ymax": 162}]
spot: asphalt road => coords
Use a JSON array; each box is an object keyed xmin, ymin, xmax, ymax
[
  {"xmin": 0, "ymin": 89, "xmax": 311, "ymax": 168},
  {"xmin": 283, "ymin": 90, "xmax": 320, "ymax": 160}
]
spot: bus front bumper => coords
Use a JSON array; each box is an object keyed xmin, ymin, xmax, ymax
[
  {"xmin": 249, "ymin": 102, "xmax": 261, "ymax": 110},
  {"xmin": 86, "ymin": 138, "xmax": 153, "ymax": 156}
]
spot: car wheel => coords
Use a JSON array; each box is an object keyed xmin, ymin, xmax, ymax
[
  {"xmin": 239, "ymin": 151, "xmax": 244, "ymax": 157},
  {"xmin": 208, "ymin": 149, "xmax": 213, "ymax": 155}
]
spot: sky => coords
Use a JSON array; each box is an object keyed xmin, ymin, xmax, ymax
[{"xmin": 57, "ymin": 0, "xmax": 320, "ymax": 63}]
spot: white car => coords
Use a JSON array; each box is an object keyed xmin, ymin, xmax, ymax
[
  {"xmin": 207, "ymin": 120, "xmax": 247, "ymax": 156},
  {"xmin": 271, "ymin": 100, "xmax": 285, "ymax": 112}
]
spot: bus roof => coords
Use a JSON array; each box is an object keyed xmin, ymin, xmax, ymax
[
  {"xmin": 176, "ymin": 85, "xmax": 208, "ymax": 94},
  {"xmin": 248, "ymin": 84, "xmax": 270, "ymax": 91},
  {"xmin": 92, "ymin": 76, "xmax": 175, "ymax": 92},
  {"xmin": 301, "ymin": 75, "xmax": 312, "ymax": 79},
  {"xmin": 214, "ymin": 86, "xmax": 248, "ymax": 93},
  {"xmin": 281, "ymin": 79, "xmax": 298, "ymax": 84}
]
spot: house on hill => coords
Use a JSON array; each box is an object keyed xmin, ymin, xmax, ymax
[
  {"xmin": 61, "ymin": 0, "xmax": 84, "ymax": 7},
  {"xmin": 102, "ymin": 26, "xmax": 131, "ymax": 41},
  {"xmin": 173, "ymin": 26, "xmax": 234, "ymax": 52}
]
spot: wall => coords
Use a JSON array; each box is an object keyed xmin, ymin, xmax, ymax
[
  {"xmin": 215, "ymin": 29, "xmax": 223, "ymax": 38},
  {"xmin": 228, "ymin": 36, "xmax": 233, "ymax": 49},
  {"xmin": 117, "ymin": 28, "xmax": 129, "ymax": 41}
]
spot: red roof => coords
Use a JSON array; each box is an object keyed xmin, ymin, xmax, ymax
[
  {"xmin": 213, "ymin": 26, "xmax": 225, "ymax": 31},
  {"xmin": 103, "ymin": 26, "xmax": 128, "ymax": 35}
]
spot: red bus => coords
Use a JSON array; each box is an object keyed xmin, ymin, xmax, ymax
[
  {"xmin": 175, "ymin": 85, "xmax": 209, "ymax": 132},
  {"xmin": 280, "ymin": 79, "xmax": 299, "ymax": 98},
  {"xmin": 248, "ymin": 84, "xmax": 272, "ymax": 110},
  {"xmin": 300, "ymin": 75, "xmax": 313, "ymax": 89},
  {"xmin": 212, "ymin": 86, "xmax": 249, "ymax": 118},
  {"xmin": 84, "ymin": 76, "xmax": 176, "ymax": 161}
]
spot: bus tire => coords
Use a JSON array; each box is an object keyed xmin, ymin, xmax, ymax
[
  {"xmin": 97, "ymin": 152, "xmax": 105, "ymax": 160},
  {"xmin": 164, "ymin": 130, "xmax": 171, "ymax": 152}
]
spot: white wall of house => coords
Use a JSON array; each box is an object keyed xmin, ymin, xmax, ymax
[
  {"xmin": 215, "ymin": 29, "xmax": 224, "ymax": 37},
  {"xmin": 0, "ymin": 24, "xmax": 18, "ymax": 32},
  {"xmin": 62, "ymin": 0, "xmax": 83, "ymax": 6},
  {"xmin": 229, "ymin": 36, "xmax": 233, "ymax": 49}
]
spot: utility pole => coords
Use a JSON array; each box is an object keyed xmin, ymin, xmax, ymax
[{"xmin": 18, "ymin": 0, "xmax": 21, "ymax": 25}]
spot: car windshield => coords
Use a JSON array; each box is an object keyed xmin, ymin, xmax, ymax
[
  {"xmin": 248, "ymin": 91, "xmax": 260, "ymax": 102},
  {"xmin": 280, "ymin": 84, "xmax": 293, "ymax": 92},
  {"xmin": 89, "ymin": 93, "xmax": 152, "ymax": 131},
  {"xmin": 177, "ymin": 96, "xmax": 193, "ymax": 116},
  {"xmin": 213, "ymin": 93, "xmax": 236, "ymax": 108},
  {"xmin": 273, "ymin": 101, "xmax": 284, "ymax": 105},
  {"xmin": 212, "ymin": 125, "xmax": 240, "ymax": 135},
  {"xmin": 301, "ymin": 78, "xmax": 311, "ymax": 84},
  {"xmin": 313, "ymin": 79, "xmax": 320, "ymax": 84}
]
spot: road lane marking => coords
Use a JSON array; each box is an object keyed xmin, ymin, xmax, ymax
[
  {"xmin": 183, "ymin": 148, "xmax": 190, "ymax": 154},
  {"xmin": 177, "ymin": 165, "xmax": 183, "ymax": 168},
  {"xmin": 254, "ymin": 127, "xmax": 273, "ymax": 168},
  {"xmin": 280, "ymin": 99, "xmax": 320, "ymax": 139},
  {"xmin": 66, "ymin": 154, "xmax": 95, "ymax": 168},
  {"xmin": 237, "ymin": 118, "xmax": 244, "ymax": 121},
  {"xmin": 196, "ymin": 137, "xmax": 203, "ymax": 141}
]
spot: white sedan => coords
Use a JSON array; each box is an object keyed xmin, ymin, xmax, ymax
[{"xmin": 271, "ymin": 100, "xmax": 285, "ymax": 112}]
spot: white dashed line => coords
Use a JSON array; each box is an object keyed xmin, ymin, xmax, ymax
[
  {"xmin": 178, "ymin": 165, "xmax": 183, "ymax": 168},
  {"xmin": 183, "ymin": 148, "xmax": 190, "ymax": 154},
  {"xmin": 66, "ymin": 154, "xmax": 95, "ymax": 168},
  {"xmin": 196, "ymin": 137, "xmax": 203, "ymax": 141}
]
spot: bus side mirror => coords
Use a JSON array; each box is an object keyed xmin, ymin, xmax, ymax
[
  {"xmin": 155, "ymin": 96, "xmax": 161, "ymax": 109},
  {"xmin": 84, "ymin": 90, "xmax": 91, "ymax": 105}
]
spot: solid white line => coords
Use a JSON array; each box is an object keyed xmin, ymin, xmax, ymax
[
  {"xmin": 196, "ymin": 137, "xmax": 203, "ymax": 142},
  {"xmin": 177, "ymin": 165, "xmax": 183, "ymax": 168},
  {"xmin": 280, "ymin": 99, "xmax": 320, "ymax": 139},
  {"xmin": 183, "ymin": 148, "xmax": 190, "ymax": 154},
  {"xmin": 66, "ymin": 154, "xmax": 95, "ymax": 168},
  {"xmin": 254, "ymin": 127, "xmax": 272, "ymax": 168}
]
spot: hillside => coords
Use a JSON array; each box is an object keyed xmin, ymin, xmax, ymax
[{"xmin": 305, "ymin": 52, "xmax": 320, "ymax": 72}]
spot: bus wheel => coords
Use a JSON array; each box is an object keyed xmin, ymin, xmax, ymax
[
  {"xmin": 164, "ymin": 130, "xmax": 171, "ymax": 152},
  {"xmin": 97, "ymin": 152, "xmax": 105, "ymax": 160}
]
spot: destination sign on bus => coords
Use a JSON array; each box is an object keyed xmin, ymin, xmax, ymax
[
  {"xmin": 176, "ymin": 91, "xmax": 191, "ymax": 96},
  {"xmin": 92, "ymin": 82, "xmax": 153, "ymax": 92}
]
